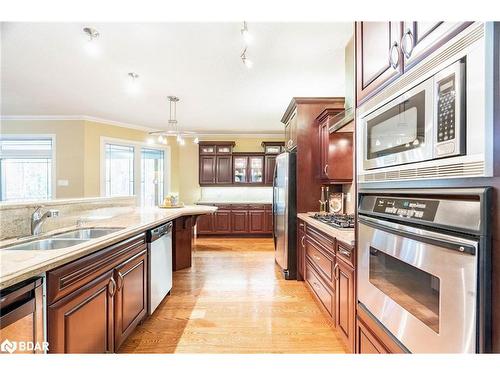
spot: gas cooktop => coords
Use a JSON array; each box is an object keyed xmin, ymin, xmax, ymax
[{"xmin": 310, "ymin": 213, "xmax": 355, "ymax": 229}]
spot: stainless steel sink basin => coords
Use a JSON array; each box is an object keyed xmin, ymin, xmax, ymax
[
  {"xmin": 52, "ymin": 227, "xmax": 124, "ymax": 240},
  {"xmin": 2, "ymin": 227, "xmax": 124, "ymax": 251},
  {"xmin": 3, "ymin": 238, "xmax": 89, "ymax": 251}
]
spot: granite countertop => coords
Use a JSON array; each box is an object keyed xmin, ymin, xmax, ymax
[
  {"xmin": 0, "ymin": 205, "xmax": 216, "ymax": 289},
  {"xmin": 196, "ymin": 201, "xmax": 272, "ymax": 205},
  {"xmin": 297, "ymin": 213, "xmax": 355, "ymax": 246}
]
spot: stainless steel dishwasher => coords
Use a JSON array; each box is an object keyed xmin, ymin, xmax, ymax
[{"xmin": 147, "ymin": 222, "xmax": 173, "ymax": 315}]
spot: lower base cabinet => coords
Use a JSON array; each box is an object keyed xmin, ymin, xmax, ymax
[
  {"xmin": 197, "ymin": 204, "xmax": 272, "ymax": 236},
  {"xmin": 47, "ymin": 234, "xmax": 148, "ymax": 353},
  {"xmin": 173, "ymin": 216, "xmax": 195, "ymax": 271},
  {"xmin": 299, "ymin": 219, "xmax": 356, "ymax": 353}
]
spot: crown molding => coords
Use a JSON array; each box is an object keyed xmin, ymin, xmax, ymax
[{"xmin": 0, "ymin": 115, "xmax": 284, "ymax": 138}]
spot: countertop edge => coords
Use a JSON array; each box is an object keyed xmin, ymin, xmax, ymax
[
  {"xmin": 297, "ymin": 213, "xmax": 355, "ymax": 246},
  {"xmin": 0, "ymin": 206, "xmax": 216, "ymax": 290}
]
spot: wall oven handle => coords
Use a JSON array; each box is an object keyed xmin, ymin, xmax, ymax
[{"xmin": 358, "ymin": 216, "xmax": 477, "ymax": 255}]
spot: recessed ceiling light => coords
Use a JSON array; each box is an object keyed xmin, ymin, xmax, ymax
[{"xmin": 241, "ymin": 21, "xmax": 253, "ymax": 44}]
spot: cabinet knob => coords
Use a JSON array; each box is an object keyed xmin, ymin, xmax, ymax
[
  {"xmin": 389, "ymin": 41, "xmax": 400, "ymax": 69},
  {"xmin": 301, "ymin": 235, "xmax": 305, "ymax": 247},
  {"xmin": 401, "ymin": 29, "xmax": 414, "ymax": 59},
  {"xmin": 324, "ymin": 164, "xmax": 328, "ymax": 175}
]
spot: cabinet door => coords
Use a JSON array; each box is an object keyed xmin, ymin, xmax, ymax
[
  {"xmin": 264, "ymin": 155, "xmax": 276, "ymax": 185},
  {"xmin": 319, "ymin": 121, "xmax": 329, "ymax": 179},
  {"xmin": 328, "ymin": 132, "xmax": 353, "ymax": 182},
  {"xmin": 356, "ymin": 318, "xmax": 388, "ymax": 354},
  {"xmin": 402, "ymin": 22, "xmax": 472, "ymax": 71},
  {"xmin": 356, "ymin": 22, "xmax": 403, "ymax": 105},
  {"xmin": 336, "ymin": 258, "xmax": 355, "ymax": 352},
  {"xmin": 48, "ymin": 271, "xmax": 115, "ymax": 353},
  {"xmin": 265, "ymin": 209, "xmax": 273, "ymax": 234},
  {"xmin": 248, "ymin": 156, "xmax": 264, "ymax": 184},
  {"xmin": 216, "ymin": 156, "xmax": 232, "ymax": 184},
  {"xmin": 199, "ymin": 156, "xmax": 216, "ymax": 184},
  {"xmin": 196, "ymin": 213, "xmax": 214, "ymax": 234},
  {"xmin": 248, "ymin": 210, "xmax": 265, "ymax": 233},
  {"xmin": 233, "ymin": 156, "xmax": 248, "ymax": 183},
  {"xmin": 231, "ymin": 210, "xmax": 249, "ymax": 233},
  {"xmin": 114, "ymin": 250, "xmax": 147, "ymax": 350},
  {"xmin": 285, "ymin": 111, "xmax": 298, "ymax": 150},
  {"xmin": 214, "ymin": 211, "xmax": 231, "ymax": 233}
]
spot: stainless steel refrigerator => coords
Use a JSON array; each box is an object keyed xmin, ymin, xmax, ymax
[{"xmin": 273, "ymin": 151, "xmax": 297, "ymax": 280}]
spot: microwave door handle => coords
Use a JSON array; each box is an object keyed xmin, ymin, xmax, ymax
[{"xmin": 359, "ymin": 217, "xmax": 477, "ymax": 255}]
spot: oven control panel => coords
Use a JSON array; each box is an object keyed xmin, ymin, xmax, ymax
[
  {"xmin": 373, "ymin": 197, "xmax": 439, "ymax": 221},
  {"xmin": 437, "ymin": 73, "xmax": 456, "ymax": 143}
]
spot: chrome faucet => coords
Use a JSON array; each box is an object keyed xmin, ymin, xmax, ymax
[{"xmin": 31, "ymin": 207, "xmax": 60, "ymax": 236}]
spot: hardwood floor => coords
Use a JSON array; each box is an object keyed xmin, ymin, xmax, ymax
[{"xmin": 118, "ymin": 237, "xmax": 348, "ymax": 353}]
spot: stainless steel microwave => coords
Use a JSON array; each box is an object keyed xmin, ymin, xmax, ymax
[
  {"xmin": 362, "ymin": 60, "xmax": 464, "ymax": 170},
  {"xmin": 357, "ymin": 22, "xmax": 496, "ymax": 183}
]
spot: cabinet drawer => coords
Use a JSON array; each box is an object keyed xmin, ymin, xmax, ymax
[
  {"xmin": 305, "ymin": 261, "xmax": 334, "ymax": 317},
  {"xmin": 231, "ymin": 204, "xmax": 249, "ymax": 210},
  {"xmin": 306, "ymin": 225, "xmax": 335, "ymax": 253},
  {"xmin": 298, "ymin": 219, "xmax": 306, "ymax": 232},
  {"xmin": 47, "ymin": 234, "xmax": 147, "ymax": 304},
  {"xmin": 215, "ymin": 204, "xmax": 232, "ymax": 210},
  {"xmin": 248, "ymin": 204, "xmax": 266, "ymax": 210},
  {"xmin": 305, "ymin": 238, "xmax": 335, "ymax": 288},
  {"xmin": 337, "ymin": 241, "xmax": 355, "ymax": 267}
]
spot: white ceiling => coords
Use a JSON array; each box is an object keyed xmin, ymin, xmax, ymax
[{"xmin": 1, "ymin": 22, "xmax": 353, "ymax": 134}]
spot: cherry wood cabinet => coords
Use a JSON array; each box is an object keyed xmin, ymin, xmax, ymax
[
  {"xmin": 199, "ymin": 156, "xmax": 216, "ymax": 184},
  {"xmin": 48, "ymin": 271, "xmax": 116, "ymax": 353},
  {"xmin": 317, "ymin": 109, "xmax": 354, "ymax": 183},
  {"xmin": 113, "ymin": 251, "xmax": 147, "ymax": 349},
  {"xmin": 264, "ymin": 155, "xmax": 277, "ymax": 185},
  {"xmin": 196, "ymin": 204, "xmax": 272, "ymax": 236},
  {"xmin": 336, "ymin": 257, "xmax": 355, "ymax": 353},
  {"xmin": 356, "ymin": 304, "xmax": 407, "ymax": 354},
  {"xmin": 284, "ymin": 109, "xmax": 298, "ymax": 151},
  {"xmin": 301, "ymin": 221, "xmax": 356, "ymax": 352},
  {"xmin": 248, "ymin": 210, "xmax": 265, "ymax": 233},
  {"xmin": 233, "ymin": 154, "xmax": 264, "ymax": 185},
  {"xmin": 199, "ymin": 142, "xmax": 235, "ymax": 186},
  {"xmin": 231, "ymin": 210, "xmax": 249, "ymax": 233},
  {"xmin": 401, "ymin": 22, "xmax": 472, "ymax": 71},
  {"xmin": 356, "ymin": 21, "xmax": 472, "ymax": 105},
  {"xmin": 47, "ymin": 234, "xmax": 147, "ymax": 353},
  {"xmin": 214, "ymin": 210, "xmax": 231, "ymax": 233},
  {"xmin": 216, "ymin": 156, "xmax": 233, "ymax": 184},
  {"xmin": 356, "ymin": 21, "xmax": 403, "ymax": 105},
  {"xmin": 173, "ymin": 216, "xmax": 195, "ymax": 271}
]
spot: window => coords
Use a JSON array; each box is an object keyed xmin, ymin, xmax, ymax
[
  {"xmin": 141, "ymin": 148, "xmax": 164, "ymax": 206},
  {"xmin": 105, "ymin": 143, "xmax": 134, "ymax": 197},
  {"xmin": 0, "ymin": 137, "xmax": 54, "ymax": 201}
]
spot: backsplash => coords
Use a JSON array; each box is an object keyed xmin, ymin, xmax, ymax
[
  {"xmin": 199, "ymin": 186, "xmax": 272, "ymax": 203},
  {"xmin": 0, "ymin": 196, "xmax": 136, "ymax": 240}
]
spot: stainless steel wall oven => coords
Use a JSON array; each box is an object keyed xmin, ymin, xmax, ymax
[{"xmin": 357, "ymin": 188, "xmax": 491, "ymax": 353}]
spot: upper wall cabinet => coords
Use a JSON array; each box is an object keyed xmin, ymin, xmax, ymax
[
  {"xmin": 198, "ymin": 141, "xmax": 235, "ymax": 186},
  {"xmin": 356, "ymin": 21, "xmax": 472, "ymax": 106},
  {"xmin": 283, "ymin": 109, "xmax": 298, "ymax": 151},
  {"xmin": 400, "ymin": 22, "xmax": 472, "ymax": 70},
  {"xmin": 356, "ymin": 22, "xmax": 403, "ymax": 106},
  {"xmin": 199, "ymin": 141, "xmax": 284, "ymax": 187}
]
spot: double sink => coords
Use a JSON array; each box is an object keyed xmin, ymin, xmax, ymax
[{"xmin": 3, "ymin": 227, "xmax": 124, "ymax": 251}]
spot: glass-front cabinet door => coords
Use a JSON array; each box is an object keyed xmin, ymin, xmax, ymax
[
  {"xmin": 249, "ymin": 156, "xmax": 263, "ymax": 183},
  {"xmin": 233, "ymin": 157, "xmax": 248, "ymax": 183}
]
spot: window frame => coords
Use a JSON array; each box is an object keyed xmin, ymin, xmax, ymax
[
  {"xmin": 100, "ymin": 136, "xmax": 171, "ymax": 205},
  {"xmin": 0, "ymin": 134, "xmax": 57, "ymax": 201}
]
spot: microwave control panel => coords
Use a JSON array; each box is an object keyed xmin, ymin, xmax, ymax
[
  {"xmin": 437, "ymin": 73, "xmax": 456, "ymax": 143},
  {"xmin": 373, "ymin": 197, "xmax": 440, "ymax": 221}
]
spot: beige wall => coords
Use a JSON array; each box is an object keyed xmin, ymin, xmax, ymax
[
  {"xmin": 1, "ymin": 119, "xmax": 180, "ymax": 200},
  {"xmin": 1, "ymin": 119, "xmax": 86, "ymax": 198},
  {"xmin": 178, "ymin": 136, "xmax": 284, "ymax": 204},
  {"xmin": 1, "ymin": 119, "xmax": 282, "ymax": 204}
]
